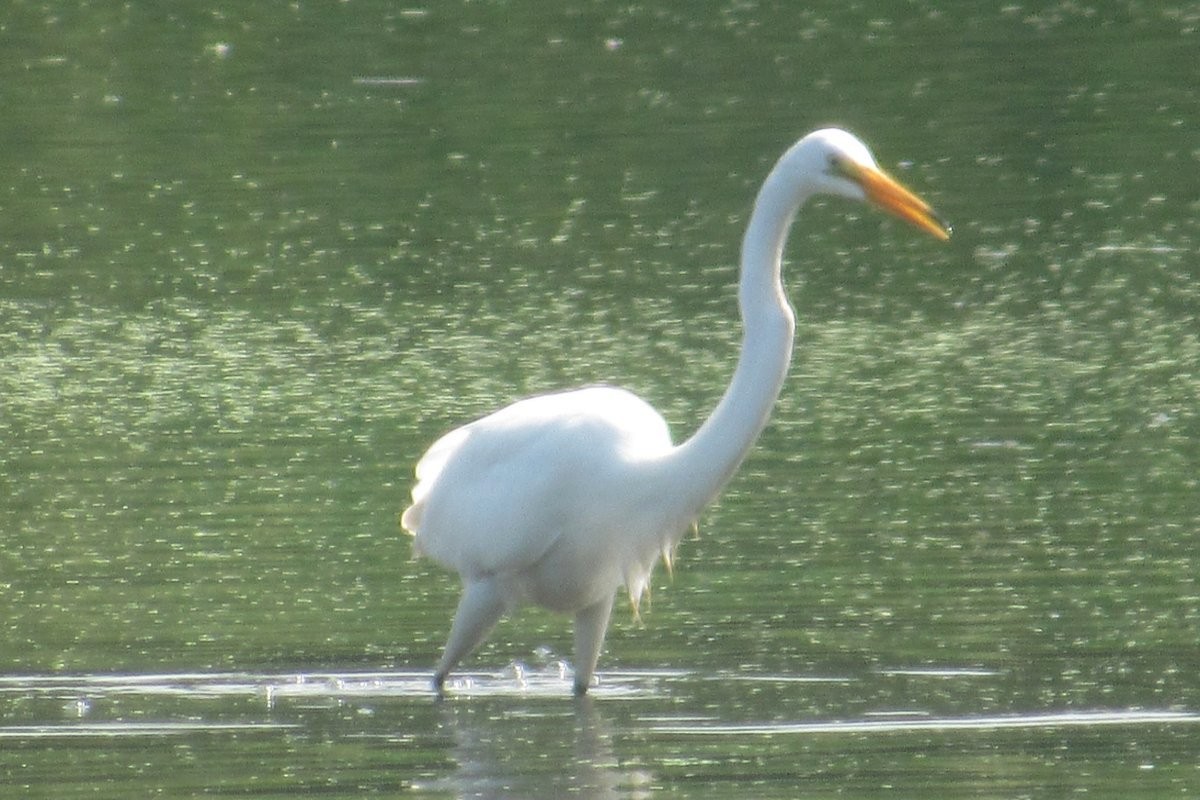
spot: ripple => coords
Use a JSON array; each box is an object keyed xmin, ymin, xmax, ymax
[
  {"xmin": 0, "ymin": 667, "xmax": 686, "ymax": 704},
  {"xmin": 0, "ymin": 721, "xmax": 294, "ymax": 739},
  {"xmin": 647, "ymin": 708, "xmax": 1200, "ymax": 736}
]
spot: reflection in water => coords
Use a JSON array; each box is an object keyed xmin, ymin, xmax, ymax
[
  {"xmin": 0, "ymin": 669, "xmax": 666, "ymax": 796},
  {"xmin": 425, "ymin": 696, "xmax": 653, "ymax": 799}
]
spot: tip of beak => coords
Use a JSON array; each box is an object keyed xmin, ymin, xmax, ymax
[
  {"xmin": 932, "ymin": 213, "xmax": 952, "ymax": 241},
  {"xmin": 905, "ymin": 202, "xmax": 951, "ymax": 241}
]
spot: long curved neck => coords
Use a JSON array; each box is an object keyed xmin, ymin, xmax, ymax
[{"xmin": 664, "ymin": 164, "xmax": 808, "ymax": 515}]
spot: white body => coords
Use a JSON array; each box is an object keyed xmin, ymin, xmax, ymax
[{"xmin": 404, "ymin": 386, "xmax": 684, "ymax": 613}]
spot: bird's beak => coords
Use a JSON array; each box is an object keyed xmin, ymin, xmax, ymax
[{"xmin": 853, "ymin": 163, "xmax": 951, "ymax": 241}]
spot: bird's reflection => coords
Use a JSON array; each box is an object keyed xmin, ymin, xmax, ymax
[{"xmin": 432, "ymin": 694, "xmax": 653, "ymax": 799}]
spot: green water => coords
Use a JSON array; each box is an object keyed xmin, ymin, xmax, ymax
[{"xmin": 3, "ymin": 1, "xmax": 1198, "ymax": 796}]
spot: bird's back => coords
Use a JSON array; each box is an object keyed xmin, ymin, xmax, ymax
[{"xmin": 401, "ymin": 385, "xmax": 674, "ymax": 580}]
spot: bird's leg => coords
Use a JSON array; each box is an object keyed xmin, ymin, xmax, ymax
[
  {"xmin": 571, "ymin": 595, "xmax": 615, "ymax": 696},
  {"xmin": 433, "ymin": 577, "xmax": 506, "ymax": 692}
]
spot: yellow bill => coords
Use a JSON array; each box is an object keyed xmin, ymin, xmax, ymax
[{"xmin": 854, "ymin": 163, "xmax": 951, "ymax": 241}]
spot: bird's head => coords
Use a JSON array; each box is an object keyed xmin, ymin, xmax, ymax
[{"xmin": 789, "ymin": 128, "xmax": 951, "ymax": 241}]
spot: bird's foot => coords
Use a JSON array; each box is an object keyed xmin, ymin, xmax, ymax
[{"xmin": 573, "ymin": 673, "xmax": 597, "ymax": 696}]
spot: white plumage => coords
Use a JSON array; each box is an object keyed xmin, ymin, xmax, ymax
[
  {"xmin": 403, "ymin": 386, "xmax": 681, "ymax": 611},
  {"xmin": 402, "ymin": 129, "xmax": 950, "ymax": 694}
]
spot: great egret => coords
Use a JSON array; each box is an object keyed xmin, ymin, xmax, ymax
[{"xmin": 402, "ymin": 128, "xmax": 950, "ymax": 694}]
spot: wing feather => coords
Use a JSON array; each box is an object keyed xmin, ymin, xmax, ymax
[{"xmin": 401, "ymin": 386, "xmax": 672, "ymax": 578}]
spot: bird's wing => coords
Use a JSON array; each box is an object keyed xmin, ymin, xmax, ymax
[{"xmin": 402, "ymin": 386, "xmax": 671, "ymax": 577}]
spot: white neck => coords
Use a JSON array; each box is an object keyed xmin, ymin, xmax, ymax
[{"xmin": 661, "ymin": 159, "xmax": 809, "ymax": 516}]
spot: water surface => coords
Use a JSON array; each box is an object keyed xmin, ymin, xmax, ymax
[{"xmin": 2, "ymin": 1, "xmax": 1198, "ymax": 796}]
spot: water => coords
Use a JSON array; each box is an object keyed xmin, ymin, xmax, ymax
[
  {"xmin": 3, "ymin": 669, "xmax": 1198, "ymax": 796},
  {"xmin": 3, "ymin": 1, "xmax": 1199, "ymax": 796}
]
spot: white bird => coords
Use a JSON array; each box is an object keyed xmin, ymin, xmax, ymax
[{"xmin": 401, "ymin": 128, "xmax": 950, "ymax": 695}]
